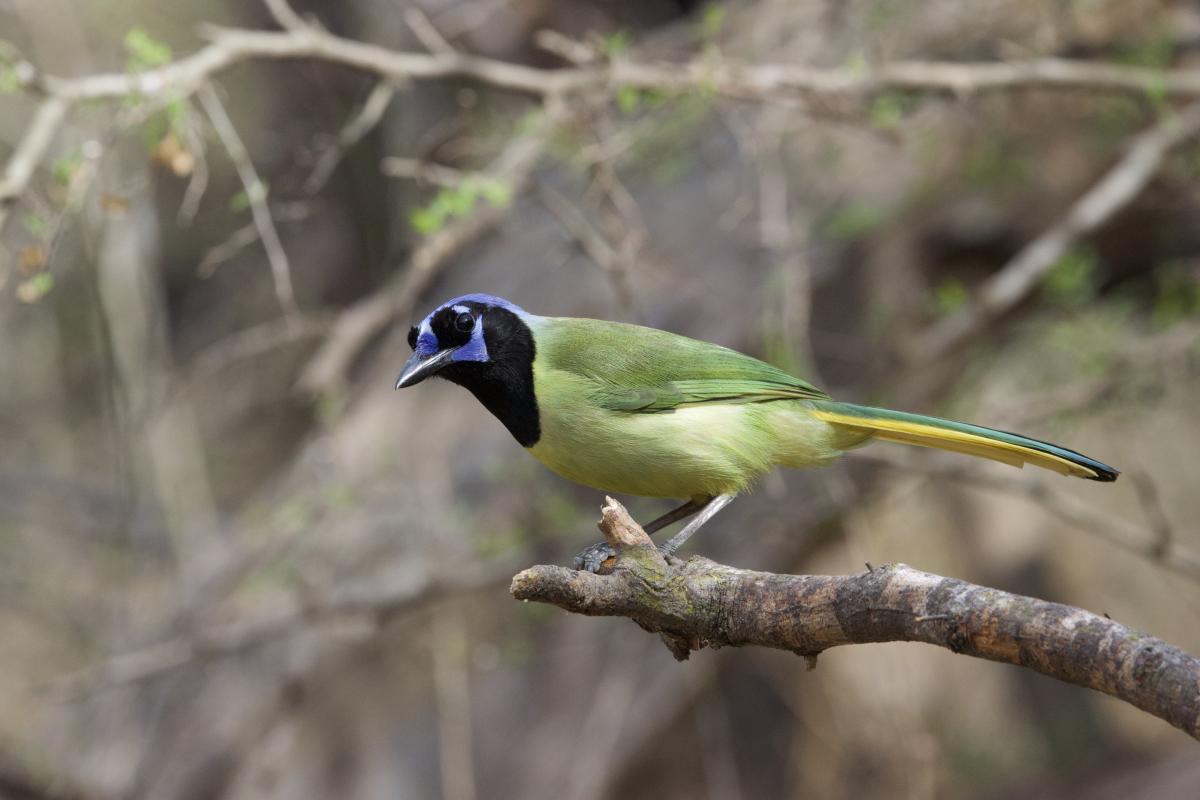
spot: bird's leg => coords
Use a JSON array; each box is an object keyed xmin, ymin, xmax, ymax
[
  {"xmin": 572, "ymin": 495, "xmax": 734, "ymax": 573},
  {"xmin": 642, "ymin": 498, "xmax": 706, "ymax": 534},
  {"xmin": 658, "ymin": 493, "xmax": 735, "ymax": 558},
  {"xmin": 573, "ymin": 498, "xmax": 703, "ymax": 572}
]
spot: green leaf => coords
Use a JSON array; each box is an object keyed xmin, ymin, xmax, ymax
[
  {"xmin": 617, "ymin": 86, "xmax": 641, "ymax": 115},
  {"xmin": 934, "ymin": 277, "xmax": 968, "ymax": 315},
  {"xmin": 1115, "ymin": 29, "xmax": 1175, "ymax": 69},
  {"xmin": 124, "ymin": 28, "xmax": 172, "ymax": 72},
  {"xmin": 229, "ymin": 180, "xmax": 267, "ymax": 212},
  {"xmin": 0, "ymin": 66, "xmax": 19, "ymax": 94},
  {"xmin": 409, "ymin": 206, "xmax": 442, "ymax": 235},
  {"xmin": 869, "ymin": 91, "xmax": 910, "ymax": 131},
  {"xmin": 820, "ymin": 202, "xmax": 884, "ymax": 241},
  {"xmin": 477, "ymin": 178, "xmax": 512, "ymax": 208},
  {"xmin": 21, "ymin": 213, "xmax": 46, "ymax": 237},
  {"xmin": 52, "ymin": 153, "xmax": 82, "ymax": 186},
  {"xmin": 1152, "ymin": 260, "xmax": 1200, "ymax": 327},
  {"xmin": 844, "ymin": 52, "xmax": 868, "ymax": 77},
  {"xmin": 698, "ymin": 4, "xmax": 726, "ymax": 39},
  {"xmin": 601, "ymin": 30, "xmax": 630, "ymax": 57},
  {"xmin": 963, "ymin": 139, "xmax": 1029, "ymax": 191},
  {"xmin": 16, "ymin": 272, "xmax": 54, "ymax": 303},
  {"xmin": 1043, "ymin": 246, "xmax": 1097, "ymax": 306}
]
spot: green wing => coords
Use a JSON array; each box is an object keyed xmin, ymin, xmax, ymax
[{"xmin": 535, "ymin": 317, "xmax": 828, "ymax": 412}]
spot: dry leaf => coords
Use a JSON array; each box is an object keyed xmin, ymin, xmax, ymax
[
  {"xmin": 16, "ymin": 273, "xmax": 53, "ymax": 303},
  {"xmin": 152, "ymin": 133, "xmax": 195, "ymax": 177},
  {"xmin": 100, "ymin": 193, "xmax": 130, "ymax": 217},
  {"xmin": 18, "ymin": 245, "xmax": 46, "ymax": 274}
]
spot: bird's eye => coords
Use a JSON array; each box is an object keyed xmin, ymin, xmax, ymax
[
  {"xmin": 454, "ymin": 312, "xmax": 474, "ymax": 333},
  {"xmin": 407, "ymin": 326, "xmax": 418, "ymax": 350}
]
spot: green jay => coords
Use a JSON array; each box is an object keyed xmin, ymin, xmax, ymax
[{"xmin": 396, "ymin": 294, "xmax": 1118, "ymax": 571}]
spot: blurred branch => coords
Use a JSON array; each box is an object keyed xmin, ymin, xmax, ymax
[
  {"xmin": 43, "ymin": 558, "xmax": 519, "ymax": 697},
  {"xmin": 512, "ymin": 498, "xmax": 1200, "ymax": 740},
  {"xmin": 535, "ymin": 181, "xmax": 640, "ymax": 314},
  {"xmin": 0, "ymin": 755, "xmax": 106, "ymax": 800},
  {"xmin": 5, "ymin": 5, "xmax": 1200, "ymax": 226},
  {"xmin": 380, "ymin": 157, "xmax": 473, "ymax": 187},
  {"xmin": 403, "ymin": 6, "xmax": 456, "ymax": 58},
  {"xmin": 303, "ymin": 80, "xmax": 397, "ymax": 195},
  {"xmin": 186, "ymin": 311, "xmax": 332, "ymax": 380},
  {"xmin": 261, "ymin": 0, "xmax": 308, "ymax": 34},
  {"xmin": 196, "ymin": 201, "xmax": 310, "ymax": 277},
  {"xmin": 862, "ymin": 450, "xmax": 1200, "ymax": 580},
  {"xmin": 198, "ymin": 83, "xmax": 299, "ymax": 319},
  {"xmin": 998, "ymin": 320, "xmax": 1200, "ymax": 430},
  {"xmin": 910, "ymin": 102, "xmax": 1200, "ymax": 364},
  {"xmin": 296, "ymin": 100, "xmax": 567, "ymax": 394},
  {"xmin": 3, "ymin": 0, "xmax": 1200, "ymax": 383},
  {"xmin": 431, "ymin": 604, "xmax": 477, "ymax": 800},
  {"xmin": 0, "ymin": 96, "xmax": 69, "ymax": 230}
]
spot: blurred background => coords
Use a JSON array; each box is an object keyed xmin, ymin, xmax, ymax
[{"xmin": 2, "ymin": 0, "xmax": 1199, "ymax": 797}]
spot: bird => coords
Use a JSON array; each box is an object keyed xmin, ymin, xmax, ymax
[{"xmin": 395, "ymin": 293, "xmax": 1118, "ymax": 571}]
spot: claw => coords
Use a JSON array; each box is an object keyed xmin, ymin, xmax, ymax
[{"xmin": 573, "ymin": 541, "xmax": 617, "ymax": 573}]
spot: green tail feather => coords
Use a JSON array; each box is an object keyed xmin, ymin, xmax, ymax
[{"xmin": 811, "ymin": 401, "xmax": 1119, "ymax": 482}]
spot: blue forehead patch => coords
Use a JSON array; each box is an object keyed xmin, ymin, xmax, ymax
[
  {"xmin": 441, "ymin": 294, "xmax": 533, "ymax": 319},
  {"xmin": 413, "ymin": 294, "xmax": 536, "ymax": 359}
]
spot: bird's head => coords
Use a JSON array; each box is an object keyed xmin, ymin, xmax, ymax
[
  {"xmin": 395, "ymin": 293, "xmax": 541, "ymax": 446},
  {"xmin": 395, "ymin": 293, "xmax": 537, "ymax": 388}
]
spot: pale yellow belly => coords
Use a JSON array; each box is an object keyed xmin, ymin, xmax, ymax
[{"xmin": 526, "ymin": 392, "xmax": 852, "ymax": 499}]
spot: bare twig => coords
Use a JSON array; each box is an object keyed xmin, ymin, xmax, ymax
[
  {"xmin": 4, "ymin": 7, "xmax": 1199, "ymax": 390},
  {"xmin": 176, "ymin": 103, "xmax": 211, "ymax": 225},
  {"xmin": 1130, "ymin": 469, "xmax": 1175, "ymax": 560},
  {"xmin": 910, "ymin": 102, "xmax": 1200, "ymax": 363},
  {"xmin": 5, "ymin": 20, "xmax": 1200, "ymax": 224},
  {"xmin": 196, "ymin": 201, "xmax": 310, "ymax": 277},
  {"xmin": 29, "ymin": 27, "xmax": 1200, "ymax": 107},
  {"xmin": 0, "ymin": 96, "xmax": 69, "ymax": 230},
  {"xmin": 512, "ymin": 499, "xmax": 1200, "ymax": 740},
  {"xmin": 198, "ymin": 83, "xmax": 299, "ymax": 318},
  {"xmin": 430, "ymin": 0, "xmax": 508, "ymax": 40},
  {"xmin": 380, "ymin": 156, "xmax": 473, "ymax": 187},
  {"xmin": 297, "ymin": 101, "xmax": 566, "ymax": 394},
  {"xmin": 535, "ymin": 181, "xmax": 640, "ymax": 313},
  {"xmin": 304, "ymin": 80, "xmax": 398, "ymax": 194},
  {"xmin": 186, "ymin": 312, "xmax": 333, "ymax": 380},
  {"xmin": 403, "ymin": 6, "xmax": 456, "ymax": 58},
  {"xmin": 262, "ymin": 0, "xmax": 309, "ymax": 35},
  {"xmin": 994, "ymin": 319, "xmax": 1200, "ymax": 429},
  {"xmin": 42, "ymin": 558, "xmax": 519, "ymax": 696},
  {"xmin": 861, "ymin": 450, "xmax": 1200, "ymax": 581}
]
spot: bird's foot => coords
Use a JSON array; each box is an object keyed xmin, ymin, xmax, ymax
[
  {"xmin": 573, "ymin": 541, "xmax": 617, "ymax": 573},
  {"xmin": 572, "ymin": 540, "xmax": 678, "ymax": 573}
]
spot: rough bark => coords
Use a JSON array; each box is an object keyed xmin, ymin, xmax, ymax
[{"xmin": 510, "ymin": 498, "xmax": 1200, "ymax": 740}]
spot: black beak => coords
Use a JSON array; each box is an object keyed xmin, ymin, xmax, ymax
[{"xmin": 395, "ymin": 348, "xmax": 456, "ymax": 389}]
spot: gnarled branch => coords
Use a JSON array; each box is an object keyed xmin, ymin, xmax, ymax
[{"xmin": 511, "ymin": 498, "xmax": 1200, "ymax": 740}]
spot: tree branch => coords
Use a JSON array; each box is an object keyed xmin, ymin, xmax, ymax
[
  {"xmin": 512, "ymin": 498, "xmax": 1200, "ymax": 740},
  {"xmin": 198, "ymin": 83, "xmax": 299, "ymax": 318},
  {"xmin": 295, "ymin": 99, "xmax": 567, "ymax": 394},
  {"xmin": 909, "ymin": 101, "xmax": 1200, "ymax": 363}
]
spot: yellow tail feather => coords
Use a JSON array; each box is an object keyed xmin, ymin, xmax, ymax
[{"xmin": 810, "ymin": 408, "xmax": 1104, "ymax": 479}]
